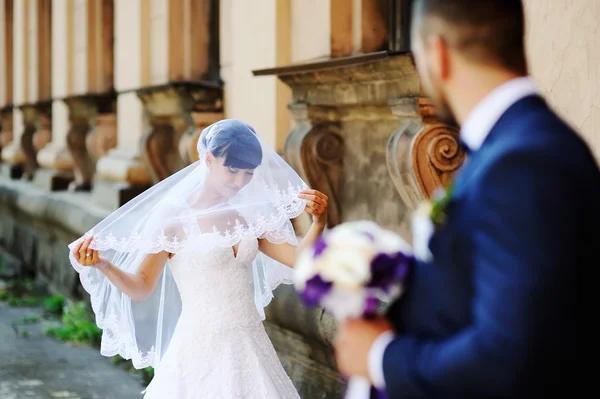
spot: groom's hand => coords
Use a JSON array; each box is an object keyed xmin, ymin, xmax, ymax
[{"xmin": 334, "ymin": 318, "xmax": 394, "ymax": 381}]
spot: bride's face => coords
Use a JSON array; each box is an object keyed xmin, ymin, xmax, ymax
[{"xmin": 207, "ymin": 155, "xmax": 255, "ymax": 198}]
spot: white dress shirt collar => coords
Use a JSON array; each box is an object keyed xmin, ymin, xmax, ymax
[{"xmin": 460, "ymin": 76, "xmax": 539, "ymax": 151}]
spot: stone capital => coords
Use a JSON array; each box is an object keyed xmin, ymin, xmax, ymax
[{"xmin": 135, "ymin": 81, "xmax": 223, "ymax": 182}]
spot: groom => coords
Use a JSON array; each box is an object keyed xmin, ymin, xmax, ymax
[{"xmin": 334, "ymin": 0, "xmax": 591, "ymax": 397}]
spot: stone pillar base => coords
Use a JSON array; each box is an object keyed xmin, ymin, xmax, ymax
[
  {"xmin": 1, "ymin": 141, "xmax": 26, "ymax": 179},
  {"xmin": 93, "ymin": 148, "xmax": 152, "ymax": 210},
  {"xmin": 92, "ymin": 179, "xmax": 150, "ymax": 210},
  {"xmin": 33, "ymin": 168, "xmax": 73, "ymax": 191},
  {"xmin": 0, "ymin": 163, "xmax": 24, "ymax": 180},
  {"xmin": 36, "ymin": 143, "xmax": 75, "ymax": 190}
]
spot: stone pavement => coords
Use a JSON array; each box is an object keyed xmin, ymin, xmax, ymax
[{"xmin": 0, "ymin": 301, "xmax": 145, "ymax": 399}]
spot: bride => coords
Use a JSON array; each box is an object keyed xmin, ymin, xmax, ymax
[{"xmin": 69, "ymin": 119, "xmax": 328, "ymax": 398}]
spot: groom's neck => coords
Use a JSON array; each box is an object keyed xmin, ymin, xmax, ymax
[{"xmin": 447, "ymin": 66, "xmax": 524, "ymax": 127}]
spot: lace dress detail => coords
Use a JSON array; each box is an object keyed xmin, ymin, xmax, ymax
[{"xmin": 142, "ymin": 236, "xmax": 301, "ymax": 399}]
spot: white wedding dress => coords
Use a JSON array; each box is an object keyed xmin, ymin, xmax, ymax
[{"xmin": 142, "ymin": 236, "xmax": 301, "ymax": 399}]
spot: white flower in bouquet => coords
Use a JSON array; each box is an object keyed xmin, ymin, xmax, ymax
[{"xmin": 294, "ymin": 220, "xmax": 413, "ymax": 320}]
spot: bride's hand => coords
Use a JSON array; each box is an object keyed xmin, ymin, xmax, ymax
[
  {"xmin": 299, "ymin": 189, "xmax": 328, "ymax": 227},
  {"xmin": 72, "ymin": 235, "xmax": 108, "ymax": 269}
]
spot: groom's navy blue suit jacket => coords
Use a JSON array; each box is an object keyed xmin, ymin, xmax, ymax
[{"xmin": 382, "ymin": 95, "xmax": 592, "ymax": 397}]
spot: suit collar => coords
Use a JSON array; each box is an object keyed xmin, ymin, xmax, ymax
[{"xmin": 460, "ymin": 76, "xmax": 539, "ymax": 152}]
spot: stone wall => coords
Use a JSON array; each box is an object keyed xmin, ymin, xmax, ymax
[{"xmin": 524, "ymin": 0, "xmax": 600, "ymax": 162}]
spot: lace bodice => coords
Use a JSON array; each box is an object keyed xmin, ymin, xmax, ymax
[
  {"xmin": 143, "ymin": 236, "xmax": 302, "ymax": 398},
  {"xmin": 168, "ymin": 235, "xmax": 262, "ymax": 328}
]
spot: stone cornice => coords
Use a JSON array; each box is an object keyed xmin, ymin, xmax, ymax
[{"xmin": 257, "ymin": 54, "xmax": 419, "ymax": 106}]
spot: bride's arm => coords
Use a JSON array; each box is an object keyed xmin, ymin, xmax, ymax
[
  {"xmin": 259, "ymin": 222, "xmax": 326, "ymax": 267},
  {"xmin": 72, "ymin": 235, "xmax": 170, "ymax": 302},
  {"xmin": 259, "ymin": 189, "xmax": 328, "ymax": 268}
]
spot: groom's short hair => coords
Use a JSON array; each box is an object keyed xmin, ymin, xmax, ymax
[{"xmin": 411, "ymin": 0, "xmax": 528, "ymax": 75}]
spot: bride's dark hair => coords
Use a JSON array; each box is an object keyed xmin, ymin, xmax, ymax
[{"xmin": 200, "ymin": 119, "xmax": 263, "ymax": 170}]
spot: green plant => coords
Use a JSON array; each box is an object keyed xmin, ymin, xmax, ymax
[
  {"xmin": 0, "ymin": 278, "xmax": 45, "ymax": 306},
  {"xmin": 43, "ymin": 294, "xmax": 66, "ymax": 316},
  {"xmin": 7, "ymin": 295, "xmax": 43, "ymax": 307},
  {"xmin": 137, "ymin": 367, "xmax": 154, "ymax": 385},
  {"xmin": 45, "ymin": 301, "xmax": 102, "ymax": 347}
]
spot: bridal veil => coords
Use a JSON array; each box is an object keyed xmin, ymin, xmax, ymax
[{"xmin": 67, "ymin": 119, "xmax": 308, "ymax": 368}]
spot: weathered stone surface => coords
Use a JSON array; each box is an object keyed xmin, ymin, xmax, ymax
[
  {"xmin": 0, "ymin": 246, "xmax": 21, "ymax": 278},
  {"xmin": 0, "ymin": 178, "xmax": 108, "ymax": 296},
  {"xmin": 0, "ymin": 302, "xmax": 144, "ymax": 398},
  {"xmin": 282, "ymin": 54, "xmax": 419, "ymax": 240}
]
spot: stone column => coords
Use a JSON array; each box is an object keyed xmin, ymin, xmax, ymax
[
  {"xmin": 130, "ymin": 0, "xmax": 222, "ymax": 183},
  {"xmin": 37, "ymin": 0, "xmax": 116, "ymax": 191},
  {"xmin": 34, "ymin": 0, "xmax": 72, "ymax": 190},
  {"xmin": 91, "ymin": 0, "xmax": 147, "ymax": 209},
  {"xmin": 1, "ymin": 0, "xmax": 25, "ymax": 179},
  {"xmin": 10, "ymin": 0, "xmax": 53, "ymax": 181},
  {"xmin": 0, "ymin": 0, "xmax": 14, "ymax": 163}
]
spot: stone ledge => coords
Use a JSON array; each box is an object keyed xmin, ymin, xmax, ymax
[{"xmin": 0, "ymin": 177, "xmax": 110, "ymax": 237}]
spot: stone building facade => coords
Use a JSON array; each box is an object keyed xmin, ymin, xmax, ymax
[{"xmin": 0, "ymin": 0, "xmax": 597, "ymax": 397}]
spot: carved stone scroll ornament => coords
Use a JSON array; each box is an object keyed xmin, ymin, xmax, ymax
[
  {"xmin": 19, "ymin": 105, "xmax": 39, "ymax": 181},
  {"xmin": 22, "ymin": 105, "xmax": 53, "ymax": 181},
  {"xmin": 137, "ymin": 84, "xmax": 210, "ymax": 183},
  {"xmin": 285, "ymin": 103, "xmax": 344, "ymax": 228},
  {"xmin": 386, "ymin": 97, "xmax": 466, "ymax": 211},
  {"xmin": 85, "ymin": 113, "xmax": 117, "ymax": 164},
  {"xmin": 140, "ymin": 115, "xmax": 183, "ymax": 183},
  {"xmin": 64, "ymin": 95, "xmax": 116, "ymax": 191},
  {"xmin": 0, "ymin": 109, "xmax": 14, "ymax": 157},
  {"xmin": 33, "ymin": 109, "xmax": 53, "ymax": 157},
  {"xmin": 413, "ymin": 124, "xmax": 464, "ymax": 195},
  {"xmin": 66, "ymin": 115, "xmax": 94, "ymax": 191}
]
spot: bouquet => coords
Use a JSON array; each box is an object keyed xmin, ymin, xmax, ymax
[{"xmin": 294, "ymin": 220, "xmax": 414, "ymax": 398}]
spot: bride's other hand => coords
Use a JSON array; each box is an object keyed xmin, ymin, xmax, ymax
[
  {"xmin": 299, "ymin": 189, "xmax": 328, "ymax": 227},
  {"xmin": 72, "ymin": 235, "xmax": 169, "ymax": 302},
  {"xmin": 72, "ymin": 235, "xmax": 107, "ymax": 268}
]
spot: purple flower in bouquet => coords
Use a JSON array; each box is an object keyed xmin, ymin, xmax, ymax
[
  {"xmin": 312, "ymin": 236, "xmax": 328, "ymax": 258},
  {"xmin": 293, "ymin": 220, "xmax": 413, "ymax": 321},
  {"xmin": 293, "ymin": 221, "xmax": 412, "ymax": 399},
  {"xmin": 368, "ymin": 252, "xmax": 412, "ymax": 289},
  {"xmin": 301, "ymin": 274, "xmax": 332, "ymax": 306}
]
